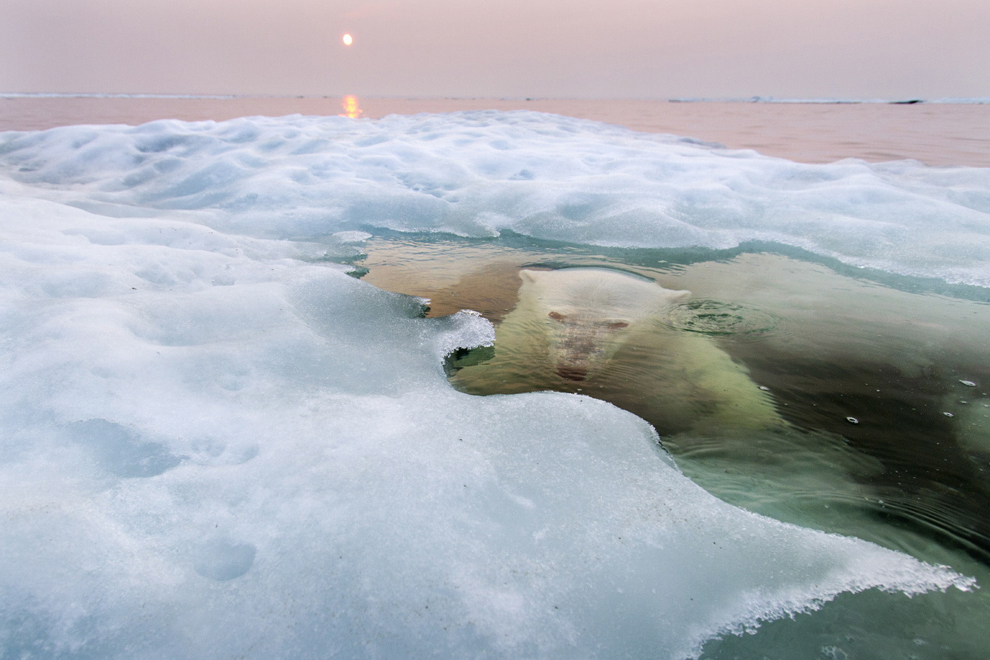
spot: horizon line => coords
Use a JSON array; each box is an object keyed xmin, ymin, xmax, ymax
[{"xmin": 2, "ymin": 92, "xmax": 990, "ymax": 105}]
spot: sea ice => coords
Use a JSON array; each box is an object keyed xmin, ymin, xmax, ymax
[
  {"xmin": 0, "ymin": 114, "xmax": 981, "ymax": 659},
  {"xmin": 1, "ymin": 111, "xmax": 988, "ymax": 286}
]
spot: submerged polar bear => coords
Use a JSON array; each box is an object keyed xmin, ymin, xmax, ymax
[{"xmin": 451, "ymin": 267, "xmax": 782, "ymax": 435}]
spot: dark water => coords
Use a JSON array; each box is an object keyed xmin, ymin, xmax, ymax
[{"xmin": 360, "ymin": 232, "xmax": 990, "ymax": 658}]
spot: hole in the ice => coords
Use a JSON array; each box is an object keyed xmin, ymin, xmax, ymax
[
  {"xmin": 67, "ymin": 419, "xmax": 181, "ymax": 478},
  {"xmin": 443, "ymin": 345, "xmax": 495, "ymax": 377},
  {"xmin": 188, "ymin": 438, "xmax": 259, "ymax": 466},
  {"xmin": 193, "ymin": 538, "xmax": 257, "ymax": 581}
]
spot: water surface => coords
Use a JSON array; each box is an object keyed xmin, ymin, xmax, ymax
[
  {"xmin": 361, "ymin": 232, "xmax": 990, "ymax": 657},
  {"xmin": 3, "ymin": 95, "xmax": 989, "ymax": 166}
]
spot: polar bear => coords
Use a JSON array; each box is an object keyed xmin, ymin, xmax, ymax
[{"xmin": 450, "ymin": 267, "xmax": 782, "ymax": 436}]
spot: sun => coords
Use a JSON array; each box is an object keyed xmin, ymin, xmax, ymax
[{"xmin": 342, "ymin": 33, "xmax": 353, "ymax": 46}]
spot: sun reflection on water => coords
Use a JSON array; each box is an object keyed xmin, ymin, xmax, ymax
[{"xmin": 340, "ymin": 95, "xmax": 363, "ymax": 119}]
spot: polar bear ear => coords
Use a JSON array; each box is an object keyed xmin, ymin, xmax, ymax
[
  {"xmin": 667, "ymin": 289, "xmax": 691, "ymax": 303},
  {"xmin": 519, "ymin": 269, "xmax": 540, "ymax": 283}
]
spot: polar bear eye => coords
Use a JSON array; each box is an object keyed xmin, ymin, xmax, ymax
[
  {"xmin": 607, "ymin": 321, "xmax": 629, "ymax": 329},
  {"xmin": 548, "ymin": 311, "xmax": 566, "ymax": 322}
]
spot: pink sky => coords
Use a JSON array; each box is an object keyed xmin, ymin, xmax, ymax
[{"xmin": 3, "ymin": 0, "xmax": 989, "ymax": 99}]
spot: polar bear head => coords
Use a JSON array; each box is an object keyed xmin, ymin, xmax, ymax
[{"xmin": 518, "ymin": 268, "xmax": 690, "ymax": 382}]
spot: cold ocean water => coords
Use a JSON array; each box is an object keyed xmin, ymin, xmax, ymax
[{"xmin": 0, "ymin": 103, "xmax": 989, "ymax": 659}]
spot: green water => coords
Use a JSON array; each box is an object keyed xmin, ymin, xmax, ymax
[{"xmin": 359, "ymin": 232, "xmax": 990, "ymax": 658}]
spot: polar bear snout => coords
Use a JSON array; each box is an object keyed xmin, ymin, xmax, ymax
[{"xmin": 546, "ymin": 312, "xmax": 632, "ymax": 382}]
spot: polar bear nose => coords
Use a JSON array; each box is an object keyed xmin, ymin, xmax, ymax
[{"xmin": 556, "ymin": 365, "xmax": 588, "ymax": 382}]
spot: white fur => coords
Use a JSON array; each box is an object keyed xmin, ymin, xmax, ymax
[{"xmin": 453, "ymin": 268, "xmax": 781, "ymax": 435}]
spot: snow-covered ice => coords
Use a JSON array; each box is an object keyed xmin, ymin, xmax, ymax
[
  {"xmin": 2, "ymin": 111, "xmax": 988, "ymax": 286},
  {"xmin": 0, "ymin": 112, "xmax": 982, "ymax": 658}
]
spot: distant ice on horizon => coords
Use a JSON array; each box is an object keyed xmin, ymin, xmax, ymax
[{"xmin": 2, "ymin": 92, "xmax": 990, "ymax": 103}]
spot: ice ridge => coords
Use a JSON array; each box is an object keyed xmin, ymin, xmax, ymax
[{"xmin": 1, "ymin": 111, "xmax": 988, "ymax": 287}]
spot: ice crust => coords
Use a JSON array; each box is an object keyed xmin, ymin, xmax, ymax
[
  {"xmin": 0, "ymin": 114, "xmax": 979, "ymax": 658},
  {"xmin": 2, "ymin": 111, "xmax": 989, "ymax": 287}
]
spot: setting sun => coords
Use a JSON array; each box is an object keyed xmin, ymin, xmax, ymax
[{"xmin": 342, "ymin": 33, "xmax": 353, "ymax": 46}]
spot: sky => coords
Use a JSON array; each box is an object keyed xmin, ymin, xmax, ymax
[{"xmin": 3, "ymin": 0, "xmax": 989, "ymax": 99}]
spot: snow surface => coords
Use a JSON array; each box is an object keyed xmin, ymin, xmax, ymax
[{"xmin": 0, "ymin": 113, "xmax": 979, "ymax": 659}]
